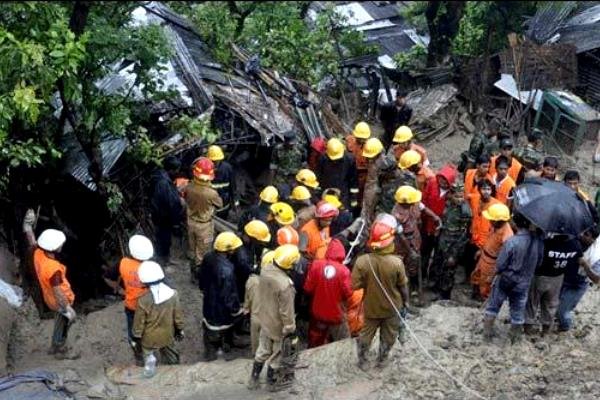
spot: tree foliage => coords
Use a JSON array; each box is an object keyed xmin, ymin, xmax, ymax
[{"xmin": 178, "ymin": 1, "xmax": 376, "ymax": 86}]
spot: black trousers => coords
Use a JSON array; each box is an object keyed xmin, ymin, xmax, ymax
[{"xmin": 154, "ymin": 224, "xmax": 173, "ymax": 264}]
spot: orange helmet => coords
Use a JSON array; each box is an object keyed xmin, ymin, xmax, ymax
[
  {"xmin": 367, "ymin": 221, "xmax": 396, "ymax": 249},
  {"xmin": 315, "ymin": 200, "xmax": 339, "ymax": 219},
  {"xmin": 192, "ymin": 157, "xmax": 215, "ymax": 181},
  {"xmin": 277, "ymin": 226, "xmax": 300, "ymax": 246}
]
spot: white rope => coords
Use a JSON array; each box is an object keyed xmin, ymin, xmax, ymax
[{"xmin": 366, "ymin": 255, "xmax": 488, "ymax": 400}]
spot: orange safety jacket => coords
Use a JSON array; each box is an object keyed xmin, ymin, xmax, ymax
[
  {"xmin": 468, "ymin": 195, "xmax": 501, "ymax": 248},
  {"xmin": 464, "ymin": 169, "xmax": 493, "ymax": 201},
  {"xmin": 470, "ymin": 223, "xmax": 514, "ymax": 298},
  {"xmin": 489, "ymin": 156, "xmax": 522, "ymax": 182},
  {"xmin": 33, "ymin": 248, "xmax": 75, "ymax": 312},
  {"xmin": 493, "ymin": 174, "xmax": 516, "ymax": 205},
  {"xmin": 300, "ymin": 219, "xmax": 331, "ymax": 261},
  {"xmin": 119, "ymin": 257, "xmax": 148, "ymax": 311}
]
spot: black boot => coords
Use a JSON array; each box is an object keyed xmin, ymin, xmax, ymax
[
  {"xmin": 247, "ymin": 362, "xmax": 264, "ymax": 390},
  {"xmin": 356, "ymin": 340, "xmax": 369, "ymax": 371},
  {"xmin": 266, "ymin": 366, "xmax": 277, "ymax": 392},
  {"xmin": 483, "ymin": 316, "xmax": 495, "ymax": 342},
  {"xmin": 376, "ymin": 341, "xmax": 392, "ymax": 368},
  {"xmin": 509, "ymin": 324, "xmax": 523, "ymax": 344}
]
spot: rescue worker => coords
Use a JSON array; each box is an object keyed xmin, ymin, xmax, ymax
[
  {"xmin": 269, "ymin": 201, "xmax": 297, "ymax": 247},
  {"xmin": 303, "ymin": 238, "xmax": 352, "ymax": 348},
  {"xmin": 380, "ymin": 90, "xmax": 413, "ymax": 150},
  {"xmin": 242, "ymin": 219, "xmax": 272, "ymax": 268},
  {"xmin": 244, "ymin": 251, "xmax": 275, "ymax": 355},
  {"xmin": 27, "ymin": 226, "xmax": 78, "ymax": 359},
  {"xmin": 513, "ymin": 128, "xmax": 544, "ymax": 176},
  {"xmin": 541, "ymin": 156, "xmax": 559, "ymax": 181},
  {"xmin": 430, "ymin": 181, "xmax": 472, "ymax": 300},
  {"xmin": 323, "ymin": 189, "xmax": 353, "ymax": 236},
  {"xmin": 249, "ymin": 244, "xmax": 300, "ymax": 391},
  {"xmin": 564, "ymin": 170, "xmax": 599, "ymax": 223},
  {"xmin": 308, "ymin": 137, "xmax": 326, "ymax": 172},
  {"xmin": 295, "ymin": 169, "xmax": 320, "ymax": 203},
  {"xmin": 421, "ymin": 164, "xmax": 457, "ymax": 277},
  {"xmin": 300, "ymin": 201, "xmax": 340, "ymax": 261},
  {"xmin": 483, "ymin": 213, "xmax": 544, "ymax": 343},
  {"xmin": 102, "ymin": 234, "xmax": 154, "ymax": 364},
  {"xmin": 132, "ymin": 261, "xmax": 184, "ymax": 365},
  {"xmin": 316, "ymin": 138, "xmax": 359, "ymax": 211},
  {"xmin": 185, "ymin": 157, "xmax": 223, "ymax": 281},
  {"xmin": 398, "ymin": 149, "xmax": 434, "ymax": 191},
  {"xmin": 270, "ymin": 129, "xmax": 307, "ymax": 198},
  {"xmin": 470, "ymin": 204, "xmax": 513, "ymax": 299},
  {"xmin": 489, "ymin": 139, "xmax": 522, "ymax": 182},
  {"xmin": 149, "ymin": 156, "xmax": 184, "ymax": 266},
  {"xmin": 483, "ymin": 130, "xmax": 511, "ymax": 158},
  {"xmin": 352, "ymin": 218, "xmax": 410, "ymax": 369},
  {"xmin": 199, "ymin": 232, "xmax": 244, "ymax": 361},
  {"xmin": 459, "ymin": 119, "xmax": 500, "ymax": 172},
  {"xmin": 392, "ymin": 186, "xmax": 441, "ymax": 300},
  {"xmin": 375, "ymin": 154, "xmax": 417, "ymax": 215},
  {"xmin": 464, "ymin": 154, "xmax": 492, "ymax": 201},
  {"xmin": 289, "ymin": 185, "xmax": 315, "ymax": 228},
  {"xmin": 238, "ymin": 185, "xmax": 279, "ymax": 232},
  {"xmin": 391, "ymin": 126, "xmax": 430, "ymax": 167},
  {"xmin": 465, "ymin": 179, "xmax": 501, "ymax": 282},
  {"xmin": 207, "ymin": 145, "xmax": 237, "ymax": 220},
  {"xmin": 492, "ymin": 155, "xmax": 516, "ymax": 206},
  {"xmin": 345, "ymin": 122, "xmax": 371, "ymax": 206}
]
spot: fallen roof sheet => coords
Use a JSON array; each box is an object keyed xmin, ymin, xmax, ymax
[{"xmin": 494, "ymin": 74, "xmax": 543, "ymax": 111}]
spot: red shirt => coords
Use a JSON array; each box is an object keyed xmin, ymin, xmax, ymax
[
  {"xmin": 303, "ymin": 239, "xmax": 352, "ymax": 324},
  {"xmin": 421, "ymin": 164, "xmax": 457, "ymax": 235}
]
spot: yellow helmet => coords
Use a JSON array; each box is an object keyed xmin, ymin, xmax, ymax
[
  {"xmin": 289, "ymin": 185, "xmax": 311, "ymax": 201},
  {"xmin": 243, "ymin": 220, "xmax": 272, "ymax": 243},
  {"xmin": 261, "ymin": 250, "xmax": 276, "ymax": 268},
  {"xmin": 394, "ymin": 185, "xmax": 422, "ymax": 204},
  {"xmin": 353, "ymin": 121, "xmax": 371, "ymax": 139},
  {"xmin": 482, "ymin": 203, "xmax": 511, "ymax": 222},
  {"xmin": 214, "ymin": 231, "xmax": 243, "ymax": 252},
  {"xmin": 398, "ymin": 149, "xmax": 422, "ymax": 170},
  {"xmin": 273, "ymin": 244, "xmax": 301, "ymax": 270},
  {"xmin": 393, "ymin": 126, "xmax": 414, "ymax": 143},
  {"xmin": 207, "ymin": 145, "xmax": 225, "ymax": 161},
  {"xmin": 323, "ymin": 194, "xmax": 342, "ymax": 209},
  {"xmin": 362, "ymin": 138, "xmax": 384, "ymax": 159},
  {"xmin": 296, "ymin": 169, "xmax": 319, "ymax": 189},
  {"xmin": 259, "ymin": 186, "xmax": 279, "ymax": 204},
  {"xmin": 270, "ymin": 202, "xmax": 296, "ymax": 226},
  {"xmin": 326, "ymin": 138, "xmax": 345, "ymax": 160}
]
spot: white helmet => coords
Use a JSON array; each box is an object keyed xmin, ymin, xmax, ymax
[
  {"xmin": 128, "ymin": 235, "xmax": 154, "ymax": 261},
  {"xmin": 37, "ymin": 229, "xmax": 66, "ymax": 252},
  {"xmin": 137, "ymin": 261, "xmax": 165, "ymax": 284}
]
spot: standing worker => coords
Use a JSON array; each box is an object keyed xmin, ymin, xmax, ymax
[
  {"xmin": 249, "ymin": 244, "xmax": 300, "ymax": 391},
  {"xmin": 300, "ymin": 201, "xmax": 340, "ymax": 261},
  {"xmin": 199, "ymin": 232, "xmax": 244, "ymax": 361},
  {"xmin": 238, "ymin": 185, "xmax": 279, "ymax": 232},
  {"xmin": 489, "ymin": 139, "xmax": 522, "ymax": 182},
  {"xmin": 132, "ymin": 261, "xmax": 184, "ymax": 366},
  {"xmin": 102, "ymin": 234, "xmax": 154, "ymax": 364},
  {"xmin": 270, "ymin": 130, "xmax": 307, "ymax": 199},
  {"xmin": 345, "ymin": 122, "xmax": 371, "ymax": 205},
  {"xmin": 391, "ymin": 126, "xmax": 430, "ymax": 167},
  {"xmin": 207, "ymin": 145, "xmax": 237, "ymax": 220},
  {"xmin": 24, "ymin": 221, "xmax": 78, "ymax": 359},
  {"xmin": 380, "ymin": 90, "xmax": 413, "ymax": 150},
  {"xmin": 316, "ymin": 138, "xmax": 359, "ymax": 211},
  {"xmin": 398, "ymin": 150, "xmax": 434, "ymax": 191},
  {"xmin": 464, "ymin": 154, "xmax": 492, "ymax": 201},
  {"xmin": 459, "ymin": 119, "xmax": 500, "ymax": 172},
  {"xmin": 185, "ymin": 157, "xmax": 223, "ymax": 281},
  {"xmin": 244, "ymin": 251, "xmax": 275, "ymax": 356},
  {"xmin": 352, "ymin": 218, "xmax": 410, "ymax": 369},
  {"xmin": 491, "ymin": 156, "xmax": 516, "ymax": 206},
  {"xmin": 288, "ymin": 186, "xmax": 315, "ymax": 228},
  {"xmin": 295, "ymin": 169, "xmax": 320, "ymax": 204}
]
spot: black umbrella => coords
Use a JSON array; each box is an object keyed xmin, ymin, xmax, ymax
[{"xmin": 513, "ymin": 178, "xmax": 594, "ymax": 236}]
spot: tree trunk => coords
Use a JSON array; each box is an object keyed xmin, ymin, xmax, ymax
[
  {"xmin": 69, "ymin": 1, "xmax": 91, "ymax": 37},
  {"xmin": 426, "ymin": 1, "xmax": 466, "ymax": 67}
]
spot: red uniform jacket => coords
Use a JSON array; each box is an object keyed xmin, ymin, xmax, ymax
[
  {"xmin": 421, "ymin": 164, "xmax": 458, "ymax": 235},
  {"xmin": 303, "ymin": 239, "xmax": 352, "ymax": 324}
]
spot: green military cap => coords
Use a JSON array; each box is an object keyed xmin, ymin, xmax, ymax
[{"xmin": 450, "ymin": 180, "xmax": 464, "ymax": 192}]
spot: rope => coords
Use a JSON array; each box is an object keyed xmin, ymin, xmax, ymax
[{"xmin": 366, "ymin": 255, "xmax": 488, "ymax": 400}]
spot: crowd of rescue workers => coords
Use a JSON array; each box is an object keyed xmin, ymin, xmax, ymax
[{"xmin": 25, "ymin": 92, "xmax": 600, "ymax": 392}]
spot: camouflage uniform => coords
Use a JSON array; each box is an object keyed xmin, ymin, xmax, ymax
[
  {"xmin": 376, "ymin": 157, "xmax": 417, "ymax": 215},
  {"xmin": 430, "ymin": 183, "xmax": 471, "ymax": 299},
  {"xmin": 459, "ymin": 132, "xmax": 493, "ymax": 171},
  {"xmin": 513, "ymin": 144, "xmax": 544, "ymax": 171},
  {"xmin": 270, "ymin": 143, "xmax": 307, "ymax": 197}
]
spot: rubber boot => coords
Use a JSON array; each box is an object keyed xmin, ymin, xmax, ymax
[
  {"xmin": 376, "ymin": 341, "xmax": 392, "ymax": 368},
  {"xmin": 266, "ymin": 366, "xmax": 277, "ymax": 392},
  {"xmin": 523, "ymin": 324, "xmax": 538, "ymax": 336},
  {"xmin": 356, "ymin": 341, "xmax": 369, "ymax": 371},
  {"xmin": 541, "ymin": 324, "xmax": 551, "ymax": 337},
  {"xmin": 247, "ymin": 362, "xmax": 264, "ymax": 390},
  {"xmin": 509, "ymin": 324, "xmax": 523, "ymax": 344},
  {"xmin": 483, "ymin": 316, "xmax": 495, "ymax": 342}
]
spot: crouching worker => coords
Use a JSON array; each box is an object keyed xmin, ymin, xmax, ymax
[
  {"xmin": 132, "ymin": 261, "xmax": 184, "ymax": 366},
  {"xmin": 249, "ymin": 244, "xmax": 299, "ymax": 392},
  {"xmin": 352, "ymin": 217, "xmax": 409, "ymax": 370}
]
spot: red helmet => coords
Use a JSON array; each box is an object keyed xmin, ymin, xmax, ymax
[
  {"xmin": 315, "ymin": 200, "xmax": 339, "ymax": 219},
  {"xmin": 193, "ymin": 157, "xmax": 215, "ymax": 181},
  {"xmin": 367, "ymin": 221, "xmax": 396, "ymax": 249},
  {"xmin": 310, "ymin": 137, "xmax": 326, "ymax": 154}
]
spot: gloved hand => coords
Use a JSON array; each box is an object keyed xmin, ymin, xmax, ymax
[
  {"xmin": 22, "ymin": 209, "xmax": 36, "ymax": 232},
  {"xmin": 60, "ymin": 305, "xmax": 77, "ymax": 322},
  {"xmin": 130, "ymin": 337, "xmax": 141, "ymax": 351},
  {"xmin": 175, "ymin": 329, "xmax": 185, "ymax": 341}
]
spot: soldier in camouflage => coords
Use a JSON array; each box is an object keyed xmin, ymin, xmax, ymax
[
  {"xmin": 458, "ymin": 119, "xmax": 500, "ymax": 172},
  {"xmin": 430, "ymin": 180, "xmax": 472, "ymax": 300},
  {"xmin": 270, "ymin": 130, "xmax": 307, "ymax": 199},
  {"xmin": 375, "ymin": 154, "xmax": 417, "ymax": 215},
  {"xmin": 513, "ymin": 128, "xmax": 544, "ymax": 177}
]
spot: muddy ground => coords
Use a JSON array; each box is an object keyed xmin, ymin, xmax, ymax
[{"xmin": 5, "ymin": 130, "xmax": 600, "ymax": 399}]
